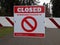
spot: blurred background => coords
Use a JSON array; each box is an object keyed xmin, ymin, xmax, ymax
[
  {"xmin": 0, "ymin": 0, "xmax": 60, "ymax": 45},
  {"xmin": 0, "ymin": 0, "xmax": 60, "ymax": 17}
]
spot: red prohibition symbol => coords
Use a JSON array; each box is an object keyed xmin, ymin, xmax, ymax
[{"xmin": 21, "ymin": 16, "xmax": 37, "ymax": 32}]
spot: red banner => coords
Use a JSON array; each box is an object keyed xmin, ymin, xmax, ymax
[{"xmin": 14, "ymin": 6, "xmax": 45, "ymax": 13}]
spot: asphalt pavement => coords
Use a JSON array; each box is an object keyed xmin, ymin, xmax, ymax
[{"xmin": 0, "ymin": 28, "xmax": 60, "ymax": 45}]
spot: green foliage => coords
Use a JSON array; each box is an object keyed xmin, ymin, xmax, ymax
[
  {"xmin": 0, "ymin": 27, "xmax": 13, "ymax": 38},
  {"xmin": 0, "ymin": 0, "xmax": 36, "ymax": 16},
  {"xmin": 51, "ymin": 0, "xmax": 60, "ymax": 17}
]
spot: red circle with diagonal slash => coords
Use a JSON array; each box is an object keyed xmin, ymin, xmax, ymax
[{"xmin": 21, "ymin": 16, "xmax": 37, "ymax": 32}]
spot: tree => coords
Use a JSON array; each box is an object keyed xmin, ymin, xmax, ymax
[
  {"xmin": 51, "ymin": 0, "xmax": 60, "ymax": 17},
  {"xmin": 14, "ymin": 0, "xmax": 37, "ymax": 5},
  {"xmin": 0, "ymin": 0, "xmax": 39, "ymax": 16}
]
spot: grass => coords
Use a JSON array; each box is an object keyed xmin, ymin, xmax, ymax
[{"xmin": 0, "ymin": 27, "xmax": 13, "ymax": 38}]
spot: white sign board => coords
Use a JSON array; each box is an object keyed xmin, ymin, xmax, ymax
[{"xmin": 14, "ymin": 6, "xmax": 45, "ymax": 38}]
